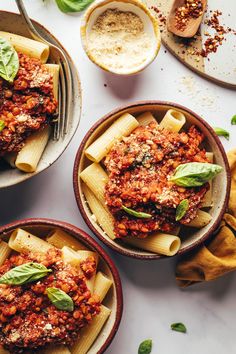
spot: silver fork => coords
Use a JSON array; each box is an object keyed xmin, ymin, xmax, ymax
[{"xmin": 15, "ymin": 0, "xmax": 72, "ymax": 140}]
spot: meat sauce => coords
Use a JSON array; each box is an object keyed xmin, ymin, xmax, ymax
[
  {"xmin": 0, "ymin": 248, "xmax": 100, "ymax": 353},
  {"xmin": 0, "ymin": 53, "xmax": 57, "ymax": 156},
  {"xmin": 104, "ymin": 121, "xmax": 209, "ymax": 238}
]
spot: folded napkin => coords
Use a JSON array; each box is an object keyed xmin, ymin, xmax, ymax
[{"xmin": 176, "ymin": 149, "xmax": 236, "ymax": 287}]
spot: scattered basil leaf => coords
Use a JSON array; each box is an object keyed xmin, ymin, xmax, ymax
[
  {"xmin": 213, "ymin": 127, "xmax": 230, "ymax": 140},
  {"xmin": 0, "ymin": 37, "xmax": 19, "ymax": 83},
  {"xmin": 231, "ymin": 115, "xmax": 236, "ymax": 125},
  {"xmin": 0, "ymin": 120, "xmax": 5, "ymax": 132},
  {"xmin": 0, "ymin": 262, "xmax": 52, "ymax": 285},
  {"xmin": 55, "ymin": 0, "xmax": 94, "ymax": 13},
  {"xmin": 122, "ymin": 205, "xmax": 152, "ymax": 219},
  {"xmin": 176, "ymin": 199, "xmax": 189, "ymax": 221},
  {"xmin": 170, "ymin": 162, "xmax": 223, "ymax": 187},
  {"xmin": 47, "ymin": 287, "xmax": 74, "ymax": 312},
  {"xmin": 171, "ymin": 322, "xmax": 187, "ymax": 333},
  {"xmin": 138, "ymin": 339, "xmax": 152, "ymax": 354}
]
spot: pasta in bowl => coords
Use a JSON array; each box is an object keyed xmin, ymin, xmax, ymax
[
  {"xmin": 0, "ymin": 11, "xmax": 81, "ymax": 188},
  {"xmin": 0, "ymin": 218, "xmax": 122, "ymax": 353},
  {"xmin": 73, "ymin": 101, "xmax": 230, "ymax": 260}
]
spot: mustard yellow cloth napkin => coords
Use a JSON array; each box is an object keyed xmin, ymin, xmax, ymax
[{"xmin": 176, "ymin": 149, "xmax": 236, "ymax": 287}]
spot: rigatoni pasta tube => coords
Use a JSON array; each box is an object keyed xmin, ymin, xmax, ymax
[
  {"xmin": 85, "ymin": 113, "xmax": 139, "ymax": 162},
  {"xmin": 201, "ymin": 181, "xmax": 212, "ymax": 208},
  {"xmin": 62, "ymin": 246, "xmax": 82, "ymax": 267},
  {"xmin": 80, "ymin": 163, "xmax": 108, "ymax": 205},
  {"xmin": 44, "ymin": 64, "xmax": 60, "ymax": 100},
  {"xmin": 94, "ymin": 271, "xmax": 112, "ymax": 301},
  {"xmin": 125, "ymin": 233, "xmax": 181, "ymax": 256},
  {"xmin": 137, "ymin": 112, "xmax": 156, "ymax": 126},
  {"xmin": 77, "ymin": 250, "xmax": 99, "ymax": 293},
  {"xmin": 0, "ymin": 241, "xmax": 11, "ymax": 266},
  {"xmin": 186, "ymin": 210, "xmax": 212, "ymax": 228},
  {"xmin": 206, "ymin": 152, "xmax": 214, "ymax": 162},
  {"xmin": 15, "ymin": 126, "xmax": 51, "ymax": 173},
  {"xmin": 0, "ymin": 31, "xmax": 49, "ymax": 63},
  {"xmin": 9, "ymin": 228, "xmax": 53, "ymax": 254},
  {"xmin": 83, "ymin": 184, "xmax": 116, "ymax": 240},
  {"xmin": 62, "ymin": 247, "xmax": 98, "ymax": 293},
  {"xmin": 159, "ymin": 109, "xmax": 186, "ymax": 132},
  {"xmin": 70, "ymin": 305, "xmax": 111, "ymax": 354},
  {"xmin": 41, "ymin": 346, "xmax": 71, "ymax": 354},
  {"xmin": 202, "ymin": 152, "xmax": 214, "ymax": 208},
  {"xmin": 47, "ymin": 228, "xmax": 87, "ymax": 250}
]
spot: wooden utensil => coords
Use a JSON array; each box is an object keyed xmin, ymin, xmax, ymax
[{"xmin": 167, "ymin": 0, "xmax": 207, "ymax": 38}]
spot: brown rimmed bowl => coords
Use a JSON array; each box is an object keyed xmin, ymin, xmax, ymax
[
  {"xmin": 73, "ymin": 101, "xmax": 231, "ymax": 260},
  {"xmin": 0, "ymin": 218, "xmax": 123, "ymax": 353},
  {"xmin": 0, "ymin": 11, "xmax": 81, "ymax": 188}
]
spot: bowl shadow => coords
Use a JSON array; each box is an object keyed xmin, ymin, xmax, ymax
[
  {"xmin": 112, "ymin": 253, "xmax": 176, "ymax": 289},
  {"xmin": 102, "ymin": 71, "xmax": 141, "ymax": 99}
]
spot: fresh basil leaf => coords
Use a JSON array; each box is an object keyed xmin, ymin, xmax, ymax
[
  {"xmin": 55, "ymin": 0, "xmax": 94, "ymax": 13},
  {"xmin": 0, "ymin": 262, "xmax": 52, "ymax": 285},
  {"xmin": 176, "ymin": 199, "xmax": 189, "ymax": 221},
  {"xmin": 138, "ymin": 339, "xmax": 152, "ymax": 354},
  {"xmin": 231, "ymin": 115, "xmax": 236, "ymax": 125},
  {"xmin": 122, "ymin": 205, "xmax": 152, "ymax": 219},
  {"xmin": 47, "ymin": 287, "xmax": 74, "ymax": 312},
  {"xmin": 170, "ymin": 162, "xmax": 223, "ymax": 187},
  {"xmin": 0, "ymin": 120, "xmax": 5, "ymax": 132},
  {"xmin": 213, "ymin": 127, "xmax": 230, "ymax": 140},
  {"xmin": 171, "ymin": 322, "xmax": 187, "ymax": 333},
  {"xmin": 0, "ymin": 37, "xmax": 19, "ymax": 83}
]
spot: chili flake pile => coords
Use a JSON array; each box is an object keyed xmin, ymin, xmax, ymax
[
  {"xmin": 0, "ymin": 248, "xmax": 100, "ymax": 353},
  {"xmin": 175, "ymin": 0, "xmax": 203, "ymax": 31},
  {"xmin": 0, "ymin": 53, "xmax": 57, "ymax": 156},
  {"xmin": 201, "ymin": 10, "xmax": 236, "ymax": 57},
  {"xmin": 104, "ymin": 121, "xmax": 209, "ymax": 239}
]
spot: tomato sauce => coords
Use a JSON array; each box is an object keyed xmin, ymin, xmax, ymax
[
  {"xmin": 0, "ymin": 53, "xmax": 57, "ymax": 156},
  {"xmin": 0, "ymin": 249, "xmax": 100, "ymax": 353},
  {"xmin": 104, "ymin": 121, "xmax": 209, "ymax": 238}
]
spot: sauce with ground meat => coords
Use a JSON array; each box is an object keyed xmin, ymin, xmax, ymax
[
  {"xmin": 0, "ymin": 53, "xmax": 57, "ymax": 156},
  {"xmin": 104, "ymin": 121, "xmax": 210, "ymax": 238},
  {"xmin": 0, "ymin": 248, "xmax": 100, "ymax": 353}
]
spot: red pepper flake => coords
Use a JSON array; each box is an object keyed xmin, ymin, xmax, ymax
[
  {"xmin": 200, "ymin": 10, "xmax": 236, "ymax": 57},
  {"xmin": 151, "ymin": 6, "xmax": 166, "ymax": 25},
  {"xmin": 175, "ymin": 0, "xmax": 203, "ymax": 31}
]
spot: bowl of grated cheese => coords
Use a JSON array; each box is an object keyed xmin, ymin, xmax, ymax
[{"xmin": 81, "ymin": 0, "xmax": 161, "ymax": 75}]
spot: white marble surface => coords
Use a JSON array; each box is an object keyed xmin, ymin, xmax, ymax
[{"xmin": 0, "ymin": 1, "xmax": 236, "ymax": 353}]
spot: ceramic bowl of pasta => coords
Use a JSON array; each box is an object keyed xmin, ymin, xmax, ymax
[
  {"xmin": 0, "ymin": 218, "xmax": 122, "ymax": 353},
  {"xmin": 81, "ymin": 0, "xmax": 161, "ymax": 75},
  {"xmin": 73, "ymin": 101, "xmax": 230, "ymax": 260},
  {"xmin": 0, "ymin": 11, "xmax": 81, "ymax": 188}
]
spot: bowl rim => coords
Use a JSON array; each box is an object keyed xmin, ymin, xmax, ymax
[
  {"xmin": 0, "ymin": 217, "xmax": 123, "ymax": 354},
  {"xmin": 0, "ymin": 10, "xmax": 82, "ymax": 189},
  {"xmin": 73, "ymin": 100, "xmax": 231, "ymax": 260},
  {"xmin": 80, "ymin": 0, "xmax": 161, "ymax": 75}
]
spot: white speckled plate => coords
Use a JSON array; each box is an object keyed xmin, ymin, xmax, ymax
[{"xmin": 0, "ymin": 11, "xmax": 82, "ymax": 188}]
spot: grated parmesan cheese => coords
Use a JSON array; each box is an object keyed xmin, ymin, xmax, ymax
[{"xmin": 87, "ymin": 9, "xmax": 152, "ymax": 71}]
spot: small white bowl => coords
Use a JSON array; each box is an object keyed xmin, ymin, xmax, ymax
[{"xmin": 81, "ymin": 0, "xmax": 161, "ymax": 75}]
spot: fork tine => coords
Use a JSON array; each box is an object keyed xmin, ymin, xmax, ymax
[
  {"xmin": 54, "ymin": 65, "xmax": 66, "ymax": 140},
  {"xmin": 57, "ymin": 64, "xmax": 67, "ymax": 139},
  {"xmin": 62, "ymin": 61, "xmax": 72, "ymax": 136},
  {"xmin": 53, "ymin": 78, "xmax": 62, "ymax": 140}
]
